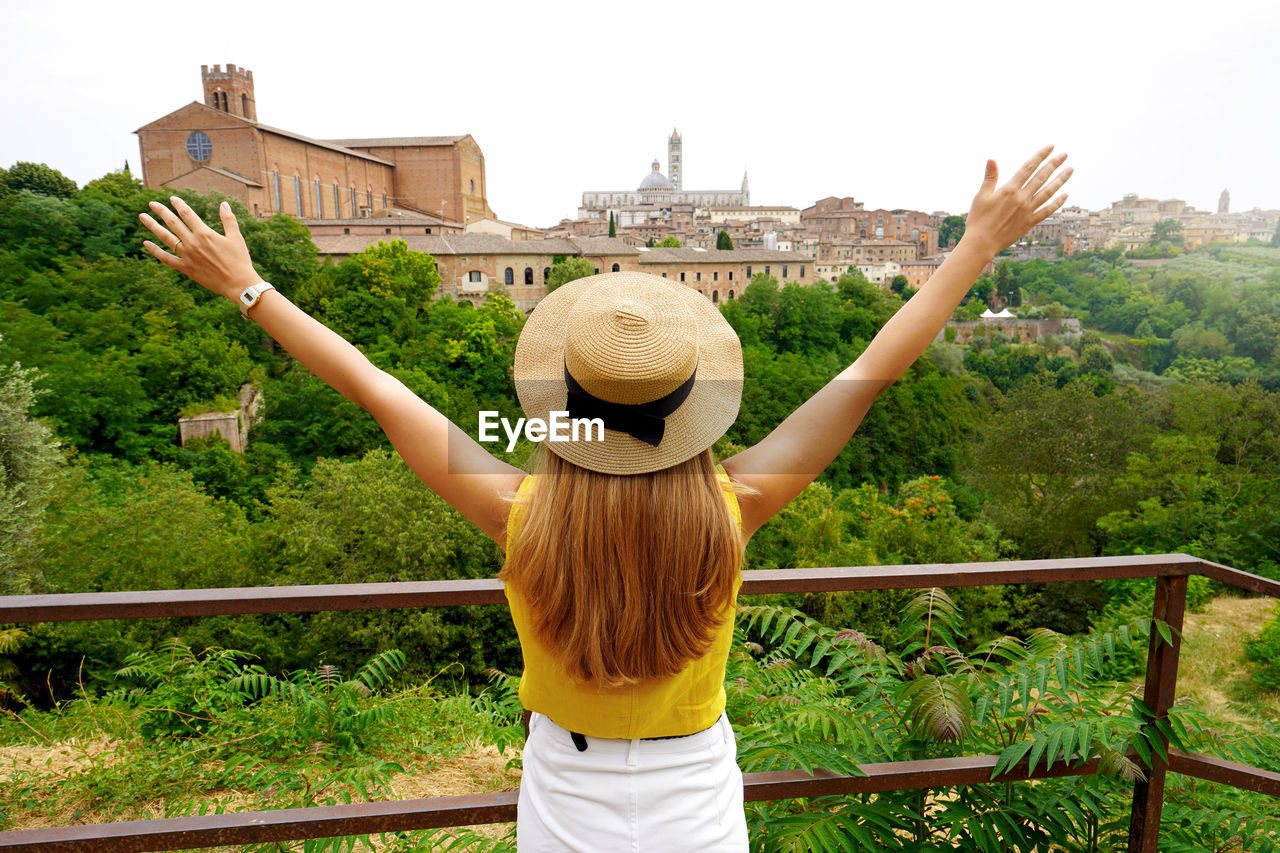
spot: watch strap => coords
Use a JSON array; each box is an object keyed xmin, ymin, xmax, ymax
[{"xmin": 239, "ymin": 282, "xmax": 276, "ymax": 319}]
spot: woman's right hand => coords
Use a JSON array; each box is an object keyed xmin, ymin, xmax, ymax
[{"xmin": 139, "ymin": 197, "xmax": 265, "ymax": 301}]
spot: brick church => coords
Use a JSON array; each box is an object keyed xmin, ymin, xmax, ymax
[{"xmin": 135, "ymin": 64, "xmax": 495, "ymax": 226}]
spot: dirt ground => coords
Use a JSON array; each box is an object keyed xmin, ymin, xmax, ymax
[{"xmin": 1, "ymin": 737, "xmax": 520, "ymax": 846}]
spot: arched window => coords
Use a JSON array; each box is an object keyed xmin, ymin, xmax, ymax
[
  {"xmin": 314, "ymin": 176, "xmax": 323, "ymax": 218},
  {"xmin": 728, "ymin": 289, "xmax": 735, "ymax": 299},
  {"xmin": 712, "ymin": 290, "xmax": 719, "ymax": 303},
  {"xmin": 241, "ymin": 93, "xmax": 249, "ymax": 115},
  {"xmin": 366, "ymin": 186, "xmax": 373, "ymax": 211},
  {"xmin": 333, "ymin": 183, "xmax": 340, "ymax": 218},
  {"xmin": 350, "ymin": 186, "xmax": 358, "ymax": 216},
  {"xmin": 524, "ymin": 267, "xmax": 534, "ymax": 285},
  {"xmin": 504, "ymin": 267, "xmax": 514, "ymax": 285},
  {"xmin": 382, "ymin": 192, "xmax": 388, "ymax": 209},
  {"xmin": 543, "ymin": 267, "xmax": 550, "ymax": 282},
  {"xmin": 271, "ymin": 171, "xmax": 281, "ymax": 211},
  {"xmin": 469, "ymin": 179, "xmax": 475, "ymax": 194},
  {"xmin": 611, "ymin": 263, "xmax": 620, "ymax": 272},
  {"xmin": 294, "ymin": 175, "xmax": 303, "ymax": 216}
]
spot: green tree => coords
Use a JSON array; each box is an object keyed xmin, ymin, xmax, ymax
[
  {"xmin": 14, "ymin": 458, "xmax": 260, "ymax": 696},
  {"xmin": 240, "ymin": 210, "xmax": 326, "ymax": 291},
  {"xmin": 1271, "ymin": 220, "xmax": 1280, "ymax": 247},
  {"xmin": 890, "ymin": 274, "xmax": 908, "ymax": 294},
  {"xmin": 1080, "ymin": 343, "xmax": 1114, "ymax": 375},
  {"xmin": 964, "ymin": 378, "xmax": 1151, "ymax": 562},
  {"xmin": 608, "ymin": 211, "xmax": 616, "ymax": 238},
  {"xmin": 717, "ymin": 230, "xmax": 733, "ymax": 250},
  {"xmin": 938, "ymin": 214, "xmax": 966, "ymax": 248},
  {"xmin": 0, "ymin": 350, "xmax": 64, "ymax": 595},
  {"xmin": 258, "ymin": 448, "xmax": 518, "ymax": 680},
  {"xmin": 657, "ymin": 236, "xmax": 682, "ymax": 248},
  {"xmin": 1235, "ymin": 316, "xmax": 1278, "ymax": 362},
  {"xmin": 546, "ymin": 256, "xmax": 596, "ymax": 292},
  {"xmin": 1151, "ymin": 219, "xmax": 1184, "ymax": 247},
  {"xmin": 993, "ymin": 263, "xmax": 1020, "ymax": 307},
  {"xmin": 0, "ymin": 162, "xmax": 78, "ymax": 198}
]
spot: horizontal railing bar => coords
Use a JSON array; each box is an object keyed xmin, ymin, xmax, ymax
[
  {"xmin": 0, "ymin": 555, "xmax": 1223, "ymax": 625},
  {"xmin": 0, "ymin": 753, "xmax": 1104, "ymax": 852},
  {"xmin": 742, "ymin": 554, "xmax": 1201, "ymax": 594},
  {"xmin": 1191, "ymin": 559, "xmax": 1280, "ymax": 599},
  {"xmin": 742, "ymin": 753, "xmax": 1102, "ymax": 801},
  {"xmin": 1168, "ymin": 748, "xmax": 1280, "ymax": 798}
]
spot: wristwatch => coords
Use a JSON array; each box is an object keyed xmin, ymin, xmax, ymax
[{"xmin": 239, "ymin": 282, "xmax": 276, "ymax": 319}]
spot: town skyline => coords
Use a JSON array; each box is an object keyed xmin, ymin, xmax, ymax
[{"xmin": 3, "ymin": 0, "xmax": 1278, "ymax": 228}]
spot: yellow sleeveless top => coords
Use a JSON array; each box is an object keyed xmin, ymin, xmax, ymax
[{"xmin": 503, "ymin": 465, "xmax": 743, "ymax": 739}]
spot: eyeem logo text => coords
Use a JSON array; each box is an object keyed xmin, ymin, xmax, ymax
[{"xmin": 478, "ymin": 411, "xmax": 605, "ymax": 452}]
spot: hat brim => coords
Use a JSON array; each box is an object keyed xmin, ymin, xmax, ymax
[{"xmin": 513, "ymin": 272, "xmax": 743, "ymax": 475}]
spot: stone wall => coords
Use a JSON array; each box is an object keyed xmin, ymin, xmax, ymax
[
  {"xmin": 941, "ymin": 316, "xmax": 1082, "ymax": 345},
  {"xmin": 177, "ymin": 383, "xmax": 262, "ymax": 453}
]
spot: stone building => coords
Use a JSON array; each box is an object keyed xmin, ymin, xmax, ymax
[
  {"xmin": 577, "ymin": 130, "xmax": 751, "ymax": 224},
  {"xmin": 801, "ymin": 197, "xmax": 939, "ymax": 258},
  {"xmin": 309, "ymin": 233, "xmax": 814, "ymax": 312},
  {"xmin": 136, "ymin": 64, "xmax": 495, "ymax": 226}
]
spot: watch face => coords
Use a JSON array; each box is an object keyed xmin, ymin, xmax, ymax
[{"xmin": 241, "ymin": 289, "xmax": 256, "ymax": 306}]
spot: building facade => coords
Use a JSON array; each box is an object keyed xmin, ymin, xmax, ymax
[
  {"xmin": 309, "ymin": 234, "xmax": 815, "ymax": 312},
  {"xmin": 578, "ymin": 130, "xmax": 750, "ymax": 222},
  {"xmin": 136, "ymin": 65, "xmax": 495, "ymax": 225}
]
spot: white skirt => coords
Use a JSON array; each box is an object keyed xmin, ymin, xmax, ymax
[{"xmin": 517, "ymin": 711, "xmax": 749, "ymax": 852}]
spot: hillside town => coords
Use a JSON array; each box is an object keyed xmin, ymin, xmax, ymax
[{"xmin": 136, "ymin": 65, "xmax": 1280, "ymax": 311}]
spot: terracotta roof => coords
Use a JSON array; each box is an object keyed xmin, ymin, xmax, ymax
[
  {"xmin": 325, "ymin": 136, "xmax": 467, "ymax": 148},
  {"xmin": 167, "ymin": 164, "xmax": 262, "ymax": 188},
  {"xmin": 635, "ymin": 248, "xmax": 810, "ymax": 263},
  {"xmin": 301, "ymin": 211, "xmax": 456, "ymax": 227},
  {"xmin": 567, "ymin": 236, "xmax": 639, "ymax": 255},
  {"xmin": 311, "ymin": 233, "xmax": 581, "ymax": 257},
  {"xmin": 254, "ymin": 123, "xmax": 395, "ymax": 166}
]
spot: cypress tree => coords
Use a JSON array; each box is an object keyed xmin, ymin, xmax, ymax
[
  {"xmin": 608, "ymin": 212, "xmax": 616, "ymax": 238},
  {"xmin": 716, "ymin": 230, "xmax": 733, "ymax": 250}
]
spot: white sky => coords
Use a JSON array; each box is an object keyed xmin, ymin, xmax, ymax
[{"xmin": 3, "ymin": 0, "xmax": 1278, "ymax": 227}]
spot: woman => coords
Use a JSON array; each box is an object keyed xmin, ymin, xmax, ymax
[{"xmin": 139, "ymin": 146, "xmax": 1070, "ymax": 850}]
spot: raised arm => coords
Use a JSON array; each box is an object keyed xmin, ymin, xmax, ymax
[
  {"xmin": 723, "ymin": 145, "xmax": 1072, "ymax": 538},
  {"xmin": 139, "ymin": 198, "xmax": 524, "ymax": 544}
]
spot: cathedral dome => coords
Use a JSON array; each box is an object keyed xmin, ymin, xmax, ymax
[{"xmin": 638, "ymin": 158, "xmax": 672, "ymax": 191}]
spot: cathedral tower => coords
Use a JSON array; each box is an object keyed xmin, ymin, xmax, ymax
[
  {"xmin": 742, "ymin": 170, "xmax": 750, "ymax": 206},
  {"xmin": 1219, "ymin": 188, "xmax": 1230, "ymax": 215},
  {"xmin": 201, "ymin": 63, "xmax": 257, "ymax": 122},
  {"xmin": 668, "ymin": 127, "xmax": 682, "ymax": 191}
]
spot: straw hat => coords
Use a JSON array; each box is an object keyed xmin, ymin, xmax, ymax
[{"xmin": 513, "ymin": 271, "xmax": 743, "ymax": 475}]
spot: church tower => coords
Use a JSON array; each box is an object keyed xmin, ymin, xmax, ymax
[
  {"xmin": 201, "ymin": 63, "xmax": 257, "ymax": 122},
  {"xmin": 668, "ymin": 128, "xmax": 682, "ymax": 191},
  {"xmin": 1218, "ymin": 188, "xmax": 1230, "ymax": 215},
  {"xmin": 742, "ymin": 170, "xmax": 750, "ymax": 206}
]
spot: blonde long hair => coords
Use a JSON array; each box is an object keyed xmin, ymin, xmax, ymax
[{"xmin": 500, "ymin": 446, "xmax": 746, "ymax": 687}]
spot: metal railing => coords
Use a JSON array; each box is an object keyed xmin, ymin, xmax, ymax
[{"xmin": 2, "ymin": 554, "xmax": 1278, "ymax": 852}]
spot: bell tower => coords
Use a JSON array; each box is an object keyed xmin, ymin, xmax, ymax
[
  {"xmin": 1218, "ymin": 188, "xmax": 1230, "ymax": 215},
  {"xmin": 668, "ymin": 127, "xmax": 682, "ymax": 191},
  {"xmin": 201, "ymin": 63, "xmax": 257, "ymax": 122}
]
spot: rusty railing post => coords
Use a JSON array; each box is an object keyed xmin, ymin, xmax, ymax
[{"xmin": 1127, "ymin": 573, "xmax": 1187, "ymax": 852}]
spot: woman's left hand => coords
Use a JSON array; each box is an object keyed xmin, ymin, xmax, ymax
[
  {"xmin": 138, "ymin": 197, "xmax": 265, "ymax": 301},
  {"xmin": 960, "ymin": 145, "xmax": 1073, "ymax": 259}
]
